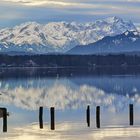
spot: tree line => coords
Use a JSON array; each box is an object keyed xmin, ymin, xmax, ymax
[{"xmin": 0, "ymin": 54, "xmax": 140, "ymax": 67}]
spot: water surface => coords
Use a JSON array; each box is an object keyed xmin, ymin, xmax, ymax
[{"xmin": 0, "ymin": 68, "xmax": 140, "ymax": 138}]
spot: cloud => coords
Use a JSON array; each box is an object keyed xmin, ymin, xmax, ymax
[
  {"xmin": 0, "ymin": 0, "xmax": 139, "ymax": 27},
  {"xmin": 1, "ymin": 0, "xmax": 81, "ymax": 7},
  {"xmin": 1, "ymin": 0, "xmax": 140, "ymax": 15},
  {"xmin": 2, "ymin": 0, "xmax": 140, "ymax": 7}
]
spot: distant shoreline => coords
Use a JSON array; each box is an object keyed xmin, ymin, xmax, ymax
[{"xmin": 0, "ymin": 54, "xmax": 140, "ymax": 68}]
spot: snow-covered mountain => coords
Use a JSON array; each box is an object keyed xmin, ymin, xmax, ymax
[
  {"xmin": 68, "ymin": 31, "xmax": 140, "ymax": 54},
  {"xmin": 0, "ymin": 16, "xmax": 137, "ymax": 54}
]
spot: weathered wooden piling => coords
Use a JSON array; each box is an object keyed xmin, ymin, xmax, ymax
[
  {"xmin": 86, "ymin": 105, "xmax": 90, "ymax": 127},
  {"xmin": 129, "ymin": 104, "xmax": 134, "ymax": 126},
  {"xmin": 50, "ymin": 107, "xmax": 55, "ymax": 130},
  {"xmin": 39, "ymin": 107, "xmax": 43, "ymax": 129},
  {"xmin": 3, "ymin": 108, "xmax": 7, "ymax": 132},
  {"xmin": 96, "ymin": 106, "xmax": 100, "ymax": 128}
]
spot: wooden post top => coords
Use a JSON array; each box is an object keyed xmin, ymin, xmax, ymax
[
  {"xmin": 0, "ymin": 110, "xmax": 3, "ymax": 118},
  {"xmin": 0, "ymin": 108, "xmax": 7, "ymax": 118}
]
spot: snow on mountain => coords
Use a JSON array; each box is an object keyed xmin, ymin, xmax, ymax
[
  {"xmin": 68, "ymin": 30, "xmax": 140, "ymax": 54},
  {"xmin": 0, "ymin": 16, "xmax": 137, "ymax": 54},
  {"xmin": 137, "ymin": 25, "xmax": 140, "ymax": 32}
]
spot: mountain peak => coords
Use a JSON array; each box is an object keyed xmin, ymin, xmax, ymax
[
  {"xmin": 15, "ymin": 21, "xmax": 39, "ymax": 28},
  {"xmin": 106, "ymin": 16, "xmax": 123, "ymax": 23}
]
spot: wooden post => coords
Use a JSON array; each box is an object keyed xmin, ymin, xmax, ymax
[
  {"xmin": 3, "ymin": 108, "xmax": 7, "ymax": 132},
  {"xmin": 129, "ymin": 104, "xmax": 134, "ymax": 126},
  {"xmin": 39, "ymin": 107, "xmax": 43, "ymax": 129},
  {"xmin": 96, "ymin": 106, "xmax": 100, "ymax": 128},
  {"xmin": 50, "ymin": 107, "xmax": 55, "ymax": 130},
  {"xmin": 86, "ymin": 105, "xmax": 90, "ymax": 127}
]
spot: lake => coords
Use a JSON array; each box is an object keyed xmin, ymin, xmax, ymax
[{"xmin": 0, "ymin": 67, "xmax": 140, "ymax": 140}]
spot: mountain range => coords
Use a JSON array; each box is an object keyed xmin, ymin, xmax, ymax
[
  {"xmin": 68, "ymin": 31, "xmax": 140, "ymax": 54},
  {"xmin": 0, "ymin": 16, "xmax": 139, "ymax": 55}
]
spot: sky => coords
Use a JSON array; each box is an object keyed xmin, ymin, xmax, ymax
[{"xmin": 0, "ymin": 0, "xmax": 140, "ymax": 28}]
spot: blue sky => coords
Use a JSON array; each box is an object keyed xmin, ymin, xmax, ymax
[{"xmin": 0, "ymin": 0, "xmax": 140, "ymax": 28}]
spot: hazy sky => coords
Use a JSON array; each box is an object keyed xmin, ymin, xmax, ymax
[{"xmin": 0, "ymin": 0, "xmax": 140, "ymax": 28}]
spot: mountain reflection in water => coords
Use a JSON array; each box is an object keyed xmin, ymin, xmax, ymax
[{"xmin": 0, "ymin": 68, "xmax": 140, "ymax": 112}]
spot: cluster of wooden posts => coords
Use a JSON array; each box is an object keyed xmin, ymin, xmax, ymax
[
  {"xmin": 86, "ymin": 104, "xmax": 133, "ymax": 128},
  {"xmin": 39, "ymin": 104, "xmax": 134, "ymax": 130},
  {"xmin": 39, "ymin": 107, "xmax": 55, "ymax": 130},
  {"xmin": 0, "ymin": 104, "xmax": 134, "ymax": 132},
  {"xmin": 86, "ymin": 105, "xmax": 100, "ymax": 128}
]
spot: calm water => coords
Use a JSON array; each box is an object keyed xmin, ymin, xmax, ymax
[{"xmin": 1, "ymin": 67, "xmax": 140, "ymax": 133}]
